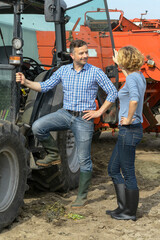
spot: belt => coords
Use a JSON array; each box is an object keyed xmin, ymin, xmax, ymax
[
  {"xmin": 119, "ymin": 123, "xmax": 142, "ymax": 128},
  {"xmin": 67, "ymin": 110, "xmax": 85, "ymax": 117}
]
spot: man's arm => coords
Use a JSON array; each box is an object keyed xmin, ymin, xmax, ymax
[
  {"xmin": 83, "ymin": 100, "xmax": 113, "ymax": 120},
  {"xmin": 83, "ymin": 68, "xmax": 118, "ymax": 120},
  {"xmin": 96, "ymin": 67, "xmax": 118, "ymax": 104},
  {"xmin": 16, "ymin": 72, "xmax": 42, "ymax": 92}
]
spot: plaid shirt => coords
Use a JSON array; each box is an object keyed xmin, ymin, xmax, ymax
[{"xmin": 40, "ymin": 63, "xmax": 118, "ymax": 111}]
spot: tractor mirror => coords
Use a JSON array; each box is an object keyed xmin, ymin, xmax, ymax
[{"xmin": 44, "ymin": 0, "xmax": 67, "ymax": 22}]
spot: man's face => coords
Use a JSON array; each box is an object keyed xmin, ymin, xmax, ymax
[{"xmin": 70, "ymin": 45, "xmax": 88, "ymax": 66}]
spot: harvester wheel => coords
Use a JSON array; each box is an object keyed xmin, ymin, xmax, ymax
[{"xmin": 0, "ymin": 120, "xmax": 29, "ymax": 231}]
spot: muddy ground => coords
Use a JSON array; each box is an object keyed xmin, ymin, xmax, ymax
[{"xmin": 1, "ymin": 130, "xmax": 160, "ymax": 240}]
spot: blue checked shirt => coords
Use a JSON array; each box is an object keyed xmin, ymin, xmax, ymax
[{"xmin": 40, "ymin": 63, "xmax": 118, "ymax": 111}]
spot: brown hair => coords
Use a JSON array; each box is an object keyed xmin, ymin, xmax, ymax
[
  {"xmin": 70, "ymin": 40, "xmax": 87, "ymax": 53},
  {"xmin": 118, "ymin": 46, "xmax": 144, "ymax": 72}
]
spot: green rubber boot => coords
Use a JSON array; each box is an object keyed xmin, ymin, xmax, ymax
[
  {"xmin": 36, "ymin": 134, "xmax": 61, "ymax": 167},
  {"xmin": 71, "ymin": 171, "xmax": 92, "ymax": 208}
]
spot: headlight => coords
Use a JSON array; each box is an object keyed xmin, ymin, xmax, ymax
[{"xmin": 12, "ymin": 37, "xmax": 23, "ymax": 50}]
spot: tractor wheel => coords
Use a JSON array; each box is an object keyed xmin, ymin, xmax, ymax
[
  {"xmin": 31, "ymin": 129, "xmax": 79, "ymax": 192},
  {"xmin": 24, "ymin": 71, "xmax": 80, "ymax": 192},
  {"xmin": 0, "ymin": 120, "xmax": 29, "ymax": 231}
]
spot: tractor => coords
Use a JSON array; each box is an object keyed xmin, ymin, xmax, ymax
[
  {"xmin": 0, "ymin": 0, "xmax": 99, "ymax": 231},
  {"xmin": 0, "ymin": 0, "xmax": 160, "ymax": 231}
]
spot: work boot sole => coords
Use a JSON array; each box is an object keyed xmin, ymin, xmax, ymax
[{"xmin": 36, "ymin": 160, "xmax": 61, "ymax": 167}]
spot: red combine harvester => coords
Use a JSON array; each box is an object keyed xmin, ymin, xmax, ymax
[{"xmin": 36, "ymin": 8, "xmax": 160, "ymax": 134}]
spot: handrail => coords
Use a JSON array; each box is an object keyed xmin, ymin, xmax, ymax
[{"xmin": 84, "ymin": 8, "xmax": 124, "ymax": 31}]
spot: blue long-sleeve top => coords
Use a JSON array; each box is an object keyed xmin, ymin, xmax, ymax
[{"xmin": 118, "ymin": 72, "xmax": 146, "ymax": 125}]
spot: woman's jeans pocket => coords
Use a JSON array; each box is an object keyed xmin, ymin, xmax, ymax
[{"xmin": 118, "ymin": 124, "xmax": 143, "ymax": 147}]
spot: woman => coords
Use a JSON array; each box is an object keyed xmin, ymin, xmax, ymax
[{"xmin": 106, "ymin": 46, "xmax": 146, "ymax": 221}]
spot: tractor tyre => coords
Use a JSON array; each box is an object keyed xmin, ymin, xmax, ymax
[
  {"xmin": 0, "ymin": 120, "xmax": 29, "ymax": 231},
  {"xmin": 31, "ymin": 129, "xmax": 80, "ymax": 192},
  {"xmin": 23, "ymin": 71, "xmax": 80, "ymax": 192}
]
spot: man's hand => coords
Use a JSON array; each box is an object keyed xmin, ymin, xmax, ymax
[
  {"xmin": 16, "ymin": 72, "xmax": 26, "ymax": 85},
  {"xmin": 83, "ymin": 100, "xmax": 113, "ymax": 121},
  {"xmin": 16, "ymin": 72, "xmax": 42, "ymax": 92},
  {"xmin": 82, "ymin": 110, "xmax": 101, "ymax": 121}
]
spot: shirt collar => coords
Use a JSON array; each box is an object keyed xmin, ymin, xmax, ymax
[{"xmin": 71, "ymin": 63, "xmax": 89, "ymax": 71}]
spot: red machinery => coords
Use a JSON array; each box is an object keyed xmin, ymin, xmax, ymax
[{"xmin": 36, "ymin": 8, "xmax": 160, "ymax": 133}]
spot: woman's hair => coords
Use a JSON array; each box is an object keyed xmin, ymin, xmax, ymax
[
  {"xmin": 117, "ymin": 46, "xmax": 144, "ymax": 72},
  {"xmin": 70, "ymin": 40, "xmax": 87, "ymax": 53}
]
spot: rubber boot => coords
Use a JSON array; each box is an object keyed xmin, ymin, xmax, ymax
[
  {"xmin": 36, "ymin": 134, "xmax": 61, "ymax": 167},
  {"xmin": 71, "ymin": 171, "xmax": 92, "ymax": 208},
  {"xmin": 111, "ymin": 188, "xmax": 139, "ymax": 221},
  {"xmin": 106, "ymin": 183, "xmax": 126, "ymax": 215}
]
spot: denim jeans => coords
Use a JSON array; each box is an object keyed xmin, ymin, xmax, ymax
[
  {"xmin": 32, "ymin": 108, "xmax": 94, "ymax": 172},
  {"xmin": 108, "ymin": 123, "xmax": 143, "ymax": 190}
]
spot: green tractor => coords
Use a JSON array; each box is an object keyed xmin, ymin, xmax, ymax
[
  {"xmin": 0, "ymin": 0, "xmax": 117, "ymax": 231},
  {"xmin": 0, "ymin": 0, "xmax": 82, "ymax": 230}
]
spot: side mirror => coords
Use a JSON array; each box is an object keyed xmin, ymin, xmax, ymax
[{"xmin": 44, "ymin": 0, "xmax": 67, "ymax": 22}]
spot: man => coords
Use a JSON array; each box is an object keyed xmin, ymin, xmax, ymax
[{"xmin": 16, "ymin": 39, "xmax": 118, "ymax": 208}]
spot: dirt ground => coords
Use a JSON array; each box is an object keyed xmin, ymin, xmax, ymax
[{"xmin": 1, "ymin": 130, "xmax": 160, "ymax": 240}]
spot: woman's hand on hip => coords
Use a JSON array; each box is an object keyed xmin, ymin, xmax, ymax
[{"xmin": 120, "ymin": 116, "xmax": 135, "ymax": 125}]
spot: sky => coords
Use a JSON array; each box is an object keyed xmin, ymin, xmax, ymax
[
  {"xmin": 66, "ymin": 0, "xmax": 160, "ymax": 19},
  {"xmin": 0, "ymin": 0, "xmax": 159, "ymax": 31}
]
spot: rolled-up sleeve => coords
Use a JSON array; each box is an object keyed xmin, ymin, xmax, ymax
[
  {"xmin": 40, "ymin": 68, "xmax": 62, "ymax": 93},
  {"xmin": 96, "ymin": 69, "xmax": 118, "ymax": 102},
  {"xmin": 126, "ymin": 76, "xmax": 139, "ymax": 102}
]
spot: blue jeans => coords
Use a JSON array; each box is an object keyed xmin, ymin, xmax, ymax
[
  {"xmin": 32, "ymin": 108, "xmax": 94, "ymax": 172},
  {"xmin": 108, "ymin": 123, "xmax": 143, "ymax": 190}
]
